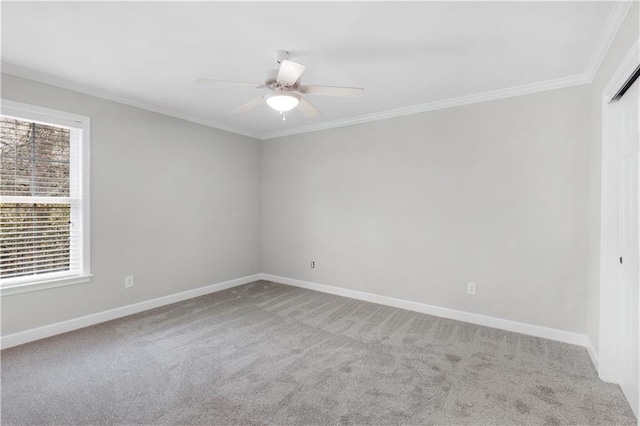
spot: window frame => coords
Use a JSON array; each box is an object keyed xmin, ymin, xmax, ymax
[{"xmin": 1, "ymin": 99, "xmax": 91, "ymax": 296}]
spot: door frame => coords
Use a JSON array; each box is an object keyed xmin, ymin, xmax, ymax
[{"xmin": 599, "ymin": 38, "xmax": 640, "ymax": 384}]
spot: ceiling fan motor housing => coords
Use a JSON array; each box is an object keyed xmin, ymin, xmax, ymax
[{"xmin": 263, "ymin": 70, "xmax": 300, "ymax": 91}]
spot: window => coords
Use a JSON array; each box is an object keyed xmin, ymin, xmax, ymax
[{"xmin": 1, "ymin": 100, "xmax": 90, "ymax": 295}]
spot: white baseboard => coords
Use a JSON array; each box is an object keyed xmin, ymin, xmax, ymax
[
  {"xmin": 2, "ymin": 272, "xmax": 593, "ymax": 358},
  {"xmin": 261, "ymin": 273, "xmax": 590, "ymax": 348},
  {"xmin": 0, "ymin": 274, "xmax": 261, "ymax": 350}
]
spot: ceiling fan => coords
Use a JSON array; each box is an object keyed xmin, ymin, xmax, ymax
[{"xmin": 196, "ymin": 50, "xmax": 364, "ymax": 120}]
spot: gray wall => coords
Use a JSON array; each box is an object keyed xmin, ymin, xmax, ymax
[
  {"xmin": 262, "ymin": 85, "xmax": 591, "ymax": 333},
  {"xmin": 1, "ymin": 74, "xmax": 262, "ymax": 335},
  {"xmin": 3, "ymin": 34, "xmax": 622, "ymax": 338},
  {"xmin": 586, "ymin": 3, "xmax": 639, "ymax": 355}
]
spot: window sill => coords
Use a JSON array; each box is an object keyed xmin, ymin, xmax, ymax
[{"xmin": 0, "ymin": 274, "xmax": 93, "ymax": 297}]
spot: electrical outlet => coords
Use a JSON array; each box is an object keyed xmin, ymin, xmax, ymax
[
  {"xmin": 467, "ymin": 282, "xmax": 477, "ymax": 295},
  {"xmin": 310, "ymin": 261, "xmax": 315, "ymax": 269},
  {"xmin": 125, "ymin": 276, "xmax": 134, "ymax": 288}
]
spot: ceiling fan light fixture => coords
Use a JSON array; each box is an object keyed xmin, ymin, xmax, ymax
[{"xmin": 266, "ymin": 93, "xmax": 300, "ymax": 112}]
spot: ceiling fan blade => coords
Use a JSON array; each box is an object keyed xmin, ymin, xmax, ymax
[
  {"xmin": 277, "ymin": 60, "xmax": 306, "ymax": 85},
  {"xmin": 298, "ymin": 85, "xmax": 365, "ymax": 98},
  {"xmin": 196, "ymin": 79, "xmax": 263, "ymax": 88},
  {"xmin": 297, "ymin": 97, "xmax": 321, "ymax": 120},
  {"xmin": 230, "ymin": 96, "xmax": 265, "ymax": 115}
]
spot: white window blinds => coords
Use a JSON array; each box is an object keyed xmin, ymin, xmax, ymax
[{"xmin": 1, "ymin": 111, "xmax": 87, "ymax": 286}]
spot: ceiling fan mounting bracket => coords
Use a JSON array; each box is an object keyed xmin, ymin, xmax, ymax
[{"xmin": 274, "ymin": 50, "xmax": 290, "ymax": 64}]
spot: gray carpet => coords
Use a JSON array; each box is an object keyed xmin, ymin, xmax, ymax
[{"xmin": 1, "ymin": 280, "xmax": 636, "ymax": 425}]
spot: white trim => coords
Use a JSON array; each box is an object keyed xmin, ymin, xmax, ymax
[
  {"xmin": 259, "ymin": 0, "xmax": 638, "ymax": 142},
  {"xmin": 1, "ymin": 63, "xmax": 589, "ymax": 141},
  {"xmin": 587, "ymin": 339, "xmax": 600, "ymax": 373},
  {"xmin": 602, "ymin": 39, "xmax": 640, "ymax": 101},
  {"xmin": 261, "ymin": 274, "xmax": 589, "ymax": 348},
  {"xmin": 82, "ymin": 111, "xmax": 91, "ymax": 281},
  {"xmin": 0, "ymin": 63, "xmax": 261, "ymax": 140},
  {"xmin": 1, "ymin": 274, "xmax": 93, "ymax": 297},
  {"xmin": 1, "ymin": 99, "xmax": 88, "ymax": 128},
  {"xmin": 0, "ymin": 274, "xmax": 261, "ymax": 350},
  {"xmin": 0, "ymin": 2, "xmax": 631, "ymax": 142},
  {"xmin": 260, "ymin": 74, "xmax": 590, "ymax": 140},
  {"xmin": 598, "ymin": 38, "xmax": 640, "ymax": 384},
  {"xmin": 2, "ymin": 272, "xmax": 594, "ymax": 361},
  {"xmin": 1, "ymin": 100, "xmax": 92, "ymax": 291},
  {"xmin": 585, "ymin": 1, "xmax": 634, "ymax": 83}
]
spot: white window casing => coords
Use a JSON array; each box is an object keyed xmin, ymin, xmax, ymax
[{"xmin": 0, "ymin": 100, "xmax": 91, "ymax": 296}]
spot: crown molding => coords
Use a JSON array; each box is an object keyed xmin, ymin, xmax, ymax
[
  {"xmin": 259, "ymin": 73, "xmax": 589, "ymax": 140},
  {"xmin": 261, "ymin": 1, "xmax": 631, "ymax": 141},
  {"xmin": 2, "ymin": 0, "xmax": 628, "ymax": 142},
  {"xmin": 1, "ymin": 63, "xmax": 261, "ymax": 140},
  {"xmin": 2, "ymin": 61, "xmax": 587, "ymax": 141},
  {"xmin": 585, "ymin": 1, "xmax": 634, "ymax": 83}
]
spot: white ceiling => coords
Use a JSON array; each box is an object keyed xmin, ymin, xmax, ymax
[{"xmin": 1, "ymin": 2, "xmax": 621, "ymax": 139}]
